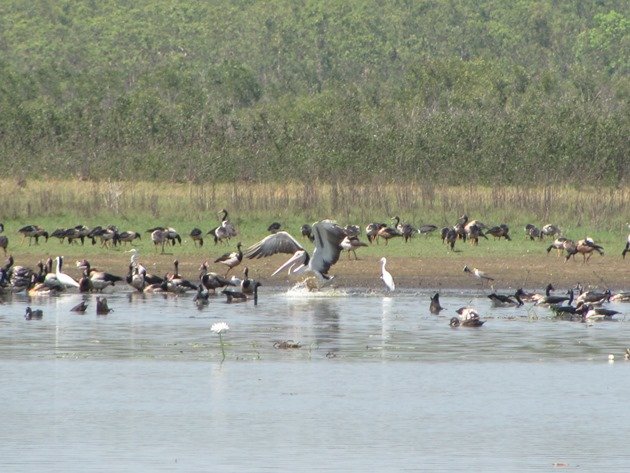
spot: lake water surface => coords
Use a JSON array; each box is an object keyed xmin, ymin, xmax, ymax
[{"xmin": 1, "ymin": 286, "xmax": 628, "ymax": 472}]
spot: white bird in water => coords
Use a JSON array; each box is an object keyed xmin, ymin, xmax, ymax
[
  {"xmin": 379, "ymin": 257, "xmax": 395, "ymax": 291},
  {"xmin": 463, "ymin": 265, "xmax": 494, "ymax": 287},
  {"xmin": 54, "ymin": 256, "xmax": 80, "ymax": 288},
  {"xmin": 244, "ymin": 219, "xmax": 346, "ymax": 286}
]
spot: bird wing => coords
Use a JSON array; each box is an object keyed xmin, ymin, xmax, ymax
[
  {"xmin": 310, "ymin": 220, "xmax": 346, "ymax": 275},
  {"xmin": 244, "ymin": 231, "xmax": 304, "ymax": 259}
]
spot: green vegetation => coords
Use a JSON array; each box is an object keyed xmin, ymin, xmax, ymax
[{"xmin": 0, "ymin": 1, "xmax": 627, "ymax": 185}]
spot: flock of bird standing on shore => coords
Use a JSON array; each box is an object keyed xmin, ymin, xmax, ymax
[{"xmin": 1, "ymin": 210, "xmax": 628, "ymax": 327}]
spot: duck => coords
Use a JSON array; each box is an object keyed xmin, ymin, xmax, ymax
[
  {"xmin": 0, "ymin": 234, "xmax": 7, "ymax": 256},
  {"xmin": 267, "ymin": 222, "xmax": 282, "ymax": 234},
  {"xmin": 215, "ymin": 242, "xmax": 243, "ymax": 276},
  {"xmin": 546, "ymin": 237, "xmax": 568, "ymax": 257},
  {"xmin": 575, "ymin": 285, "xmax": 611, "ymax": 305},
  {"xmin": 463, "ymin": 265, "xmax": 494, "ymax": 286},
  {"xmin": 340, "ymin": 235, "xmax": 368, "ymax": 260},
  {"xmin": 147, "ymin": 227, "xmax": 169, "ymax": 253},
  {"xmin": 190, "ymin": 228, "xmax": 204, "ymax": 247},
  {"xmin": 24, "ymin": 307, "xmax": 43, "ymax": 320},
  {"xmin": 365, "ymin": 223, "xmax": 384, "ymax": 244},
  {"xmin": 209, "ymin": 209, "xmax": 238, "ymax": 245},
  {"xmin": 239, "ymin": 267, "xmax": 261, "ymax": 296},
  {"xmin": 541, "ymin": 224, "xmax": 561, "ymax": 238},
  {"xmin": 570, "ymin": 238, "xmax": 604, "ymax": 263},
  {"xmin": 75, "ymin": 259, "xmax": 123, "ymax": 291},
  {"xmin": 377, "ymin": 219, "xmax": 402, "ymax": 245},
  {"xmin": 466, "ymin": 224, "xmax": 488, "ymax": 246},
  {"xmin": 70, "ymin": 300, "xmax": 88, "ymax": 313},
  {"xmin": 525, "ymin": 224, "xmax": 543, "ymax": 240},
  {"xmin": 193, "ymin": 285, "xmax": 210, "ymax": 307},
  {"xmin": 300, "ymin": 224, "xmax": 314, "ymax": 242},
  {"xmin": 96, "ymin": 296, "xmax": 113, "ymax": 315},
  {"xmin": 453, "ymin": 307, "xmax": 485, "ymax": 327},
  {"xmin": 379, "ymin": 257, "xmax": 395, "ymax": 291},
  {"xmin": 610, "ymin": 291, "xmax": 630, "ymax": 302},
  {"xmin": 199, "ymin": 261, "xmax": 236, "ymax": 293},
  {"xmin": 430, "ymin": 293, "xmax": 444, "ymax": 314},
  {"xmin": 487, "ymin": 289, "xmax": 524, "ymax": 307},
  {"xmin": 485, "ymin": 224, "xmax": 511, "ymax": 241},
  {"xmin": 27, "ymin": 273, "xmax": 57, "ymax": 297},
  {"xmin": 534, "ymin": 286, "xmax": 573, "ymax": 306},
  {"xmin": 117, "ymin": 230, "xmax": 141, "ymax": 245},
  {"xmin": 582, "ymin": 304, "xmax": 620, "ymax": 322},
  {"xmin": 417, "ymin": 224, "xmax": 438, "ymax": 236},
  {"xmin": 549, "ymin": 299, "xmax": 583, "ymax": 321},
  {"xmin": 244, "ymin": 220, "xmax": 346, "ymax": 286},
  {"xmin": 449, "ymin": 316, "xmax": 485, "ymax": 327},
  {"xmin": 222, "ymin": 289, "xmax": 248, "ymax": 303},
  {"xmin": 164, "ymin": 260, "xmax": 198, "ymax": 293},
  {"xmin": 444, "ymin": 228, "xmax": 457, "ymax": 250},
  {"xmin": 393, "ymin": 216, "xmax": 414, "ymax": 243},
  {"xmin": 18, "ymin": 225, "xmax": 49, "ymax": 245}
]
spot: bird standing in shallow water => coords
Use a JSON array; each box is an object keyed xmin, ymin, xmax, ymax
[{"xmin": 379, "ymin": 257, "xmax": 395, "ymax": 292}]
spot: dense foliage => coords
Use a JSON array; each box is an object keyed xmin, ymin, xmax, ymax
[{"xmin": 0, "ymin": 1, "xmax": 627, "ymax": 185}]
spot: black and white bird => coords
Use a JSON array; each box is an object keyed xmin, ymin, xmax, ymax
[
  {"xmin": 463, "ymin": 265, "xmax": 494, "ymax": 286},
  {"xmin": 244, "ymin": 219, "xmax": 346, "ymax": 285},
  {"xmin": 215, "ymin": 242, "xmax": 243, "ymax": 276}
]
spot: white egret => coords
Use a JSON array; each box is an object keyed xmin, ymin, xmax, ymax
[{"xmin": 379, "ymin": 257, "xmax": 395, "ymax": 291}]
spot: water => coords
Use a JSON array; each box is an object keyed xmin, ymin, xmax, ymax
[{"xmin": 1, "ymin": 286, "xmax": 629, "ymax": 472}]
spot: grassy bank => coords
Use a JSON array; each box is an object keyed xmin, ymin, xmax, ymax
[{"xmin": 0, "ymin": 179, "xmax": 628, "ymax": 290}]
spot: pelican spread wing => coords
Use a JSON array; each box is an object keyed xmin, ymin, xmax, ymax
[
  {"xmin": 244, "ymin": 231, "xmax": 304, "ymax": 259},
  {"xmin": 310, "ymin": 220, "xmax": 345, "ymax": 276},
  {"xmin": 245, "ymin": 220, "xmax": 345, "ymax": 280}
]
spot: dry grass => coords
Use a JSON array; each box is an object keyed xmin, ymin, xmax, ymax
[{"xmin": 1, "ymin": 179, "xmax": 628, "ymax": 231}]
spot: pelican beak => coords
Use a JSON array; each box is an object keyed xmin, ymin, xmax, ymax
[{"xmin": 271, "ymin": 251, "xmax": 306, "ymax": 276}]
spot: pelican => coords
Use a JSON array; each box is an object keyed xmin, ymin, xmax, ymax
[
  {"xmin": 244, "ymin": 219, "xmax": 346, "ymax": 285},
  {"xmin": 54, "ymin": 256, "xmax": 80, "ymax": 289},
  {"xmin": 379, "ymin": 257, "xmax": 395, "ymax": 291}
]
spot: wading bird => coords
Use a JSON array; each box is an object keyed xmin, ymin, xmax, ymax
[
  {"xmin": 379, "ymin": 257, "xmax": 395, "ymax": 292},
  {"xmin": 463, "ymin": 265, "xmax": 494, "ymax": 286}
]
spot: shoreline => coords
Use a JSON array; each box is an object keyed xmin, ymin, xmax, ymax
[{"xmin": 6, "ymin": 251, "xmax": 628, "ymax": 293}]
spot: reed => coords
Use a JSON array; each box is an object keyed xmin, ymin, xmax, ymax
[{"xmin": 1, "ymin": 179, "xmax": 628, "ymax": 232}]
